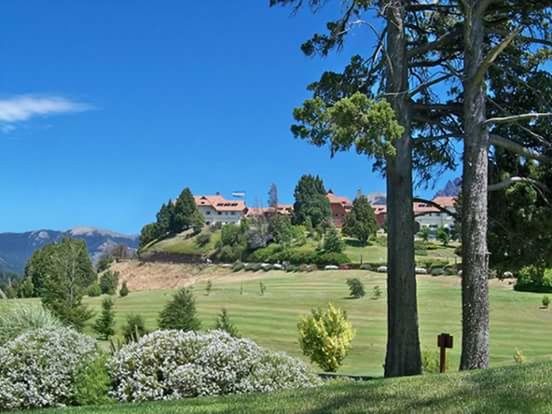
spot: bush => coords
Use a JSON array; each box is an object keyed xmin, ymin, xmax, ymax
[
  {"xmin": 297, "ymin": 303, "xmax": 355, "ymax": 372},
  {"xmin": 323, "ymin": 226, "xmax": 344, "ymax": 253},
  {"xmin": 543, "ymin": 296, "xmax": 550, "ymax": 308},
  {"xmin": 245, "ymin": 263, "xmax": 262, "ymax": 272},
  {"xmin": 346, "ymin": 278, "xmax": 365, "ymax": 298},
  {"xmin": 514, "ymin": 266, "xmax": 552, "ymax": 293},
  {"xmin": 87, "ymin": 282, "xmax": 101, "ymax": 297},
  {"xmin": 109, "ymin": 330, "xmax": 320, "ymax": 402},
  {"xmin": 0, "ymin": 304, "xmax": 63, "ymax": 345},
  {"xmin": 196, "ymin": 232, "xmax": 211, "ymax": 247},
  {"xmin": 73, "ymin": 353, "xmax": 112, "ymax": 406},
  {"xmin": 122, "ymin": 314, "xmax": 148, "ymax": 343},
  {"xmin": 0, "ymin": 327, "xmax": 97, "ymax": 410},
  {"xmin": 159, "ymin": 288, "xmax": 201, "ymax": 331},
  {"xmin": 431, "ymin": 267, "xmax": 445, "ymax": 276},
  {"xmin": 421, "ymin": 348, "xmax": 448, "ymax": 374},
  {"xmin": 314, "ymin": 252, "xmax": 351, "ymax": 266},
  {"xmin": 372, "ymin": 285, "xmax": 383, "ymax": 300},
  {"xmin": 513, "ymin": 348, "xmax": 526, "ymax": 365},
  {"xmin": 100, "ymin": 270, "xmax": 120, "ymax": 295},
  {"xmin": 232, "ymin": 261, "xmax": 244, "ymax": 272},
  {"xmin": 119, "ymin": 281, "xmax": 129, "ymax": 297}
]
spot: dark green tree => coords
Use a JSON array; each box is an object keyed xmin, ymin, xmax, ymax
[
  {"xmin": 268, "ymin": 183, "xmax": 278, "ymax": 208},
  {"xmin": 346, "ymin": 278, "xmax": 366, "ymax": 299},
  {"xmin": 173, "ymin": 187, "xmax": 204, "ymax": 234},
  {"xmin": 436, "ymin": 227, "xmax": 450, "ymax": 247},
  {"xmin": 293, "ymin": 175, "xmax": 331, "ymax": 228},
  {"xmin": 94, "ymin": 297, "xmax": 115, "ymax": 340},
  {"xmin": 323, "ymin": 226, "xmax": 344, "ymax": 254},
  {"xmin": 158, "ymin": 288, "xmax": 201, "ymax": 331},
  {"xmin": 119, "ymin": 280, "xmax": 129, "ymax": 297},
  {"xmin": 99, "ymin": 270, "xmax": 119, "ymax": 295},
  {"xmin": 215, "ymin": 308, "xmax": 240, "ymax": 337},
  {"xmin": 342, "ymin": 195, "xmax": 377, "ymax": 244},
  {"xmin": 139, "ymin": 222, "xmax": 160, "ymax": 248},
  {"xmin": 270, "ymin": 214, "xmax": 294, "ymax": 246}
]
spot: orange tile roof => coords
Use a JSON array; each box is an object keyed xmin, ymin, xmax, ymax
[
  {"xmin": 326, "ymin": 191, "xmax": 352, "ymax": 208},
  {"xmin": 432, "ymin": 196, "xmax": 457, "ymax": 208},
  {"xmin": 194, "ymin": 195, "xmax": 246, "ymax": 212}
]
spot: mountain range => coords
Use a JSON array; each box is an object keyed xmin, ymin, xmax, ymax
[{"xmin": 0, "ymin": 227, "xmax": 139, "ymax": 275}]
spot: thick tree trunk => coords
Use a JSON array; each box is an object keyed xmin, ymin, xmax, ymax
[
  {"xmin": 383, "ymin": 0, "xmax": 422, "ymax": 378},
  {"xmin": 460, "ymin": 2, "xmax": 490, "ymax": 370}
]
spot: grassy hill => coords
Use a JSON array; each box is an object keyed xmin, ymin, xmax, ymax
[
  {"xmin": 142, "ymin": 229, "xmax": 459, "ymax": 265},
  {"xmin": 9, "ymin": 268, "xmax": 545, "ymax": 376},
  {"xmin": 22, "ymin": 361, "xmax": 552, "ymax": 413}
]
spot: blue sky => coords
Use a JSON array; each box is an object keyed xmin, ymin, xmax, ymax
[{"xmin": 0, "ymin": 1, "xmax": 458, "ymax": 235}]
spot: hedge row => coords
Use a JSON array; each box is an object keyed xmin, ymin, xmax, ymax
[{"xmin": 246, "ymin": 247, "xmax": 351, "ymax": 267}]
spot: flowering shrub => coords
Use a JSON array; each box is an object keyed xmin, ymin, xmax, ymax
[
  {"xmin": 0, "ymin": 327, "xmax": 97, "ymax": 410},
  {"xmin": 109, "ymin": 330, "xmax": 321, "ymax": 402}
]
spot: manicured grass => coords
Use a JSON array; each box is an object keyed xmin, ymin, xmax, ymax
[
  {"xmin": 21, "ymin": 361, "xmax": 552, "ymax": 413},
  {"xmin": 148, "ymin": 231, "xmax": 221, "ymax": 256},
  {"xmin": 11, "ymin": 270, "xmax": 546, "ymax": 376}
]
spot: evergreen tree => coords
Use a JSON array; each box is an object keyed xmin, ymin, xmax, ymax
[
  {"xmin": 139, "ymin": 222, "xmax": 160, "ymax": 248},
  {"xmin": 342, "ymin": 196, "xmax": 377, "ymax": 245},
  {"xmin": 122, "ymin": 313, "xmax": 147, "ymax": 343},
  {"xmin": 268, "ymin": 183, "xmax": 279, "ymax": 208},
  {"xmin": 119, "ymin": 281, "xmax": 129, "ymax": 297},
  {"xmin": 94, "ymin": 297, "xmax": 115, "ymax": 340},
  {"xmin": 158, "ymin": 288, "xmax": 201, "ymax": 331},
  {"xmin": 173, "ymin": 187, "xmax": 204, "ymax": 234},
  {"xmin": 323, "ymin": 226, "xmax": 344, "ymax": 253},
  {"xmin": 215, "ymin": 308, "xmax": 240, "ymax": 337},
  {"xmin": 293, "ymin": 175, "xmax": 331, "ymax": 227}
]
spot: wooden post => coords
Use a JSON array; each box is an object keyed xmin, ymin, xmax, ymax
[{"xmin": 437, "ymin": 333, "xmax": 453, "ymax": 373}]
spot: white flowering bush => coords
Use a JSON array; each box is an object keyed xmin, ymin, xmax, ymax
[
  {"xmin": 109, "ymin": 330, "xmax": 321, "ymax": 402},
  {"xmin": 0, "ymin": 327, "xmax": 97, "ymax": 410}
]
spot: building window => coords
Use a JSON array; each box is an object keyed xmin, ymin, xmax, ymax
[{"xmin": 218, "ymin": 212, "xmax": 222, "ymax": 215}]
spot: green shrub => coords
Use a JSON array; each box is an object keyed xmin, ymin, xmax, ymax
[
  {"xmin": 431, "ymin": 267, "xmax": 445, "ymax": 276},
  {"xmin": 346, "ymin": 278, "xmax": 365, "ymax": 298},
  {"xmin": 99, "ymin": 270, "xmax": 119, "ymax": 295},
  {"xmin": 259, "ymin": 281, "xmax": 267, "ymax": 296},
  {"xmin": 159, "ymin": 288, "xmax": 201, "ymax": 331},
  {"xmin": 421, "ymin": 348, "xmax": 448, "ymax": 374},
  {"xmin": 119, "ymin": 281, "xmax": 129, "ymax": 297},
  {"xmin": 315, "ymin": 252, "xmax": 351, "ymax": 266},
  {"xmin": 245, "ymin": 263, "xmax": 262, "ymax": 272},
  {"xmin": 122, "ymin": 314, "xmax": 148, "ymax": 343},
  {"xmin": 196, "ymin": 232, "xmax": 211, "ymax": 247},
  {"xmin": 543, "ymin": 296, "xmax": 550, "ymax": 308},
  {"xmin": 73, "ymin": 353, "xmax": 112, "ymax": 406},
  {"xmin": 87, "ymin": 282, "xmax": 101, "ymax": 297},
  {"xmin": 323, "ymin": 226, "xmax": 344, "ymax": 253},
  {"xmin": 206, "ymin": 280, "xmax": 213, "ymax": 295},
  {"xmin": 513, "ymin": 348, "xmax": 526, "ymax": 364},
  {"xmin": 0, "ymin": 304, "xmax": 63, "ymax": 345},
  {"xmin": 215, "ymin": 308, "xmax": 239, "ymax": 337},
  {"xmin": 514, "ymin": 266, "xmax": 552, "ymax": 293},
  {"xmin": 232, "ymin": 261, "xmax": 244, "ymax": 272},
  {"xmin": 297, "ymin": 303, "xmax": 355, "ymax": 372},
  {"xmin": 372, "ymin": 285, "xmax": 383, "ymax": 300}
]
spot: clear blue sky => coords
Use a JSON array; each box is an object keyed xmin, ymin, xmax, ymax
[{"xmin": 0, "ymin": 1, "xmax": 458, "ymax": 235}]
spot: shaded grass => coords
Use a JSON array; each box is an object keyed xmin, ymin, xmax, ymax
[{"xmin": 21, "ymin": 361, "xmax": 552, "ymax": 413}]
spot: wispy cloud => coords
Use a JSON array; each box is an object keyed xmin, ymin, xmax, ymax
[{"xmin": 0, "ymin": 95, "xmax": 91, "ymax": 133}]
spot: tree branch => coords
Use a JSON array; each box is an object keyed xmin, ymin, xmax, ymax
[
  {"xmin": 409, "ymin": 74, "xmax": 453, "ymax": 97},
  {"xmin": 490, "ymin": 134, "xmax": 552, "ymax": 162},
  {"xmin": 472, "ymin": 29, "xmax": 520, "ymax": 86},
  {"xmin": 488, "ymin": 177, "xmax": 550, "ymax": 205},
  {"xmin": 484, "ymin": 112, "xmax": 552, "ymax": 125}
]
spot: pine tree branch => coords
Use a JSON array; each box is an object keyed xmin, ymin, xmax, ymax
[
  {"xmin": 490, "ymin": 134, "xmax": 552, "ymax": 163},
  {"xmin": 488, "ymin": 177, "xmax": 550, "ymax": 200},
  {"xmin": 484, "ymin": 112, "xmax": 552, "ymax": 125},
  {"xmin": 472, "ymin": 29, "xmax": 520, "ymax": 86},
  {"xmin": 409, "ymin": 74, "xmax": 453, "ymax": 97}
]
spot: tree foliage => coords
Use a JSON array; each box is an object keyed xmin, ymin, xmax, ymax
[
  {"xmin": 94, "ymin": 297, "xmax": 115, "ymax": 340},
  {"xmin": 158, "ymin": 288, "xmax": 201, "ymax": 331},
  {"xmin": 293, "ymin": 175, "xmax": 331, "ymax": 228},
  {"xmin": 215, "ymin": 308, "xmax": 240, "ymax": 338},
  {"xmin": 342, "ymin": 195, "xmax": 377, "ymax": 244},
  {"xmin": 297, "ymin": 303, "xmax": 355, "ymax": 372}
]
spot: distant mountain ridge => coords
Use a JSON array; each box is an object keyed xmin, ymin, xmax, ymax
[
  {"xmin": 0, "ymin": 227, "xmax": 139, "ymax": 275},
  {"xmin": 435, "ymin": 177, "xmax": 462, "ymax": 197}
]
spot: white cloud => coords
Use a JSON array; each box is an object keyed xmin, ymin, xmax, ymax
[{"xmin": 0, "ymin": 95, "xmax": 91, "ymax": 132}]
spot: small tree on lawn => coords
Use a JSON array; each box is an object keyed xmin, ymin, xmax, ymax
[
  {"xmin": 323, "ymin": 226, "xmax": 344, "ymax": 253},
  {"xmin": 205, "ymin": 280, "xmax": 213, "ymax": 296},
  {"xmin": 122, "ymin": 314, "xmax": 147, "ymax": 343},
  {"xmin": 259, "ymin": 281, "xmax": 266, "ymax": 296},
  {"xmin": 100, "ymin": 271, "xmax": 119, "ymax": 295},
  {"xmin": 94, "ymin": 297, "xmax": 115, "ymax": 340},
  {"xmin": 158, "ymin": 288, "xmax": 201, "ymax": 331},
  {"xmin": 215, "ymin": 308, "xmax": 240, "ymax": 337},
  {"xmin": 346, "ymin": 278, "xmax": 365, "ymax": 299},
  {"xmin": 342, "ymin": 196, "xmax": 377, "ymax": 245},
  {"xmin": 297, "ymin": 303, "xmax": 355, "ymax": 372},
  {"xmin": 542, "ymin": 296, "xmax": 550, "ymax": 309},
  {"xmin": 119, "ymin": 281, "xmax": 129, "ymax": 297},
  {"xmin": 418, "ymin": 227, "xmax": 430, "ymax": 242},
  {"xmin": 436, "ymin": 227, "xmax": 450, "ymax": 247}
]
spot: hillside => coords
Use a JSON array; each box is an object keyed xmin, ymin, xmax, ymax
[
  {"xmin": 22, "ymin": 361, "xmax": 552, "ymax": 413},
  {"xmin": 0, "ymin": 227, "xmax": 139, "ymax": 274}
]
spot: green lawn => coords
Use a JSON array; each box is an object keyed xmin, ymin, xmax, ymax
[
  {"xmin": 10, "ymin": 269, "xmax": 548, "ymax": 376},
  {"xmin": 20, "ymin": 361, "xmax": 552, "ymax": 413},
  {"xmin": 146, "ymin": 230, "xmax": 221, "ymax": 256}
]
